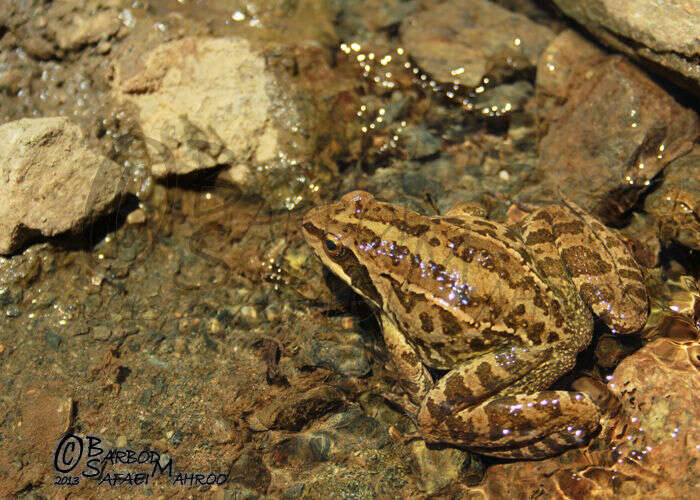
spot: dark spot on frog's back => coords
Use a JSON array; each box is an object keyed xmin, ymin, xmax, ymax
[
  {"xmin": 385, "ymin": 274, "xmax": 419, "ymax": 313},
  {"xmin": 476, "ymin": 361, "xmax": 499, "ymax": 387},
  {"xmin": 472, "ymin": 219, "xmax": 498, "ymax": 230},
  {"xmin": 429, "ymin": 237, "xmax": 441, "ymax": 247},
  {"xmin": 419, "ymin": 312, "xmax": 434, "ymax": 333},
  {"xmin": 525, "ymin": 228, "xmax": 555, "ymax": 245},
  {"xmin": 526, "ymin": 322, "xmax": 543, "ymax": 344},
  {"xmin": 561, "ymin": 246, "xmax": 613, "ymax": 275},
  {"xmin": 408, "ymin": 224, "xmax": 430, "ymax": 237},
  {"xmin": 439, "ymin": 309, "xmax": 462, "ymax": 336},
  {"xmin": 552, "ymin": 220, "xmax": 585, "ymax": 237},
  {"xmin": 533, "ymin": 210, "xmax": 553, "ymax": 224}
]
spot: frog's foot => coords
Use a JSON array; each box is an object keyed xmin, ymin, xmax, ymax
[{"xmin": 418, "ymin": 390, "xmax": 601, "ymax": 460}]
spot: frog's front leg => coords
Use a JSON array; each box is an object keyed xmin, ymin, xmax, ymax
[
  {"xmin": 380, "ymin": 314, "xmax": 434, "ymax": 412},
  {"xmin": 416, "ymin": 346, "xmax": 601, "ymax": 459}
]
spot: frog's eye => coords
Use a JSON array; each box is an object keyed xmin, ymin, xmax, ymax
[{"xmin": 323, "ymin": 233, "xmax": 345, "ymax": 258}]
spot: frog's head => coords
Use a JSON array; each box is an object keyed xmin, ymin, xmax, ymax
[{"xmin": 302, "ymin": 190, "xmax": 385, "ymax": 309}]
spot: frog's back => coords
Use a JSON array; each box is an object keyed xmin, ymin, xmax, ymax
[{"xmin": 374, "ymin": 213, "xmax": 578, "ymax": 369}]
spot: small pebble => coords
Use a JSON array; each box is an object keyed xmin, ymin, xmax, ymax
[
  {"xmin": 126, "ymin": 209, "xmax": 147, "ymax": 225},
  {"xmin": 6, "ymin": 305, "xmax": 20, "ymax": 317},
  {"xmin": 96, "ymin": 40, "xmax": 112, "ymax": 54},
  {"xmin": 240, "ymin": 306, "xmax": 257, "ymax": 319},
  {"xmin": 116, "ymin": 435, "xmax": 127, "ymax": 448}
]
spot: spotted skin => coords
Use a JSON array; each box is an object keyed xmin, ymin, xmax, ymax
[{"xmin": 302, "ymin": 191, "xmax": 648, "ymax": 459}]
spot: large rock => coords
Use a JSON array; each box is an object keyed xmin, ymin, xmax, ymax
[
  {"xmin": 606, "ymin": 338, "xmax": 700, "ymax": 499},
  {"xmin": 534, "ymin": 30, "xmax": 699, "ymax": 223},
  {"xmin": 645, "ymin": 146, "xmax": 700, "ymax": 250},
  {"xmin": 552, "ymin": 0, "xmax": 700, "ymax": 96},
  {"xmin": 112, "ymin": 37, "xmax": 283, "ymax": 177},
  {"xmin": 0, "ymin": 117, "xmax": 125, "ymax": 255},
  {"xmin": 400, "ymin": 0, "xmax": 554, "ymax": 86}
]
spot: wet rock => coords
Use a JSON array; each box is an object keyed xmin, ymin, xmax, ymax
[
  {"xmin": 606, "ymin": 338, "xmax": 700, "ymax": 498},
  {"xmin": 594, "ymin": 334, "xmax": 639, "ymax": 368},
  {"xmin": 410, "ymin": 441, "xmax": 467, "ymax": 494},
  {"xmin": 336, "ymin": 0, "xmax": 418, "ymax": 37},
  {"xmin": 44, "ymin": 329, "xmax": 62, "ymax": 351},
  {"xmin": 535, "ymin": 30, "xmax": 608, "ymax": 135},
  {"xmin": 248, "ymin": 386, "xmax": 346, "ymax": 431},
  {"xmin": 400, "ymin": 0, "xmax": 554, "ymax": 87},
  {"xmin": 269, "ymin": 408, "xmax": 393, "ymax": 470},
  {"xmin": 398, "ymin": 125, "xmax": 440, "ymax": 160},
  {"xmin": 534, "ymin": 31, "xmax": 699, "ymax": 222},
  {"xmin": 112, "ymin": 37, "xmax": 284, "ymax": 177},
  {"xmin": 0, "ymin": 118, "xmax": 126, "ymax": 255},
  {"xmin": 307, "ymin": 340, "xmax": 371, "ymax": 377},
  {"xmin": 52, "ymin": 8, "xmax": 121, "ymax": 51},
  {"xmin": 621, "ymin": 213, "xmax": 662, "ymax": 268},
  {"xmin": 229, "ymin": 448, "xmax": 271, "ymax": 492},
  {"xmin": 472, "ymin": 80, "xmax": 533, "ymax": 117},
  {"xmin": 16, "ymin": 393, "xmax": 74, "ymax": 488},
  {"xmin": 211, "ymin": 418, "xmax": 235, "ymax": 444},
  {"xmin": 0, "ymin": 246, "xmax": 43, "ymax": 288},
  {"xmin": 640, "ymin": 274, "xmax": 699, "ymax": 341},
  {"xmin": 552, "ymin": 0, "xmax": 700, "ymax": 96},
  {"xmin": 646, "ymin": 146, "xmax": 700, "ymax": 250}
]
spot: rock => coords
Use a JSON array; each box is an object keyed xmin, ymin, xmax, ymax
[
  {"xmin": 398, "ymin": 125, "xmax": 440, "ymax": 160},
  {"xmin": 606, "ymin": 338, "xmax": 700, "ymax": 498},
  {"xmin": 0, "ymin": 118, "xmax": 125, "ymax": 255},
  {"xmin": 534, "ymin": 31, "xmax": 699, "ymax": 222},
  {"xmin": 112, "ymin": 37, "xmax": 283, "ymax": 177},
  {"xmin": 18, "ymin": 393, "xmax": 74, "ymax": 464},
  {"xmin": 621, "ymin": 213, "xmax": 662, "ymax": 268},
  {"xmin": 646, "ymin": 146, "xmax": 700, "ymax": 250},
  {"xmin": 228, "ymin": 449, "xmax": 271, "ymax": 492},
  {"xmin": 410, "ymin": 441, "xmax": 467, "ymax": 494},
  {"xmin": 400, "ymin": 0, "xmax": 554, "ymax": 87},
  {"xmin": 0, "ymin": 246, "xmax": 43, "ymax": 287},
  {"xmin": 44, "ymin": 329, "xmax": 62, "ymax": 350},
  {"xmin": 552, "ymin": 0, "xmax": 700, "ymax": 96},
  {"xmin": 248, "ymin": 386, "xmax": 346, "ymax": 431},
  {"xmin": 535, "ymin": 30, "xmax": 608, "ymax": 136},
  {"xmin": 308, "ymin": 340, "xmax": 372, "ymax": 377},
  {"xmin": 269, "ymin": 408, "xmax": 393, "ymax": 469},
  {"xmin": 211, "ymin": 418, "xmax": 235, "ymax": 444},
  {"xmin": 52, "ymin": 9, "xmax": 121, "ymax": 51},
  {"xmin": 126, "ymin": 208, "xmax": 146, "ymax": 225},
  {"xmin": 472, "ymin": 80, "xmax": 533, "ymax": 117}
]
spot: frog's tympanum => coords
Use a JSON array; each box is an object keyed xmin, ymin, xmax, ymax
[{"xmin": 303, "ymin": 191, "xmax": 648, "ymax": 459}]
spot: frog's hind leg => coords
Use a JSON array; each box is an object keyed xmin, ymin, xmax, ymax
[
  {"xmin": 445, "ymin": 390, "xmax": 601, "ymax": 459},
  {"xmin": 523, "ymin": 203, "xmax": 648, "ymax": 334},
  {"xmin": 417, "ymin": 345, "xmax": 600, "ymax": 458}
]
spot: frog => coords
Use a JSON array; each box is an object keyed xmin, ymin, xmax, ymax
[{"xmin": 302, "ymin": 190, "xmax": 648, "ymax": 459}]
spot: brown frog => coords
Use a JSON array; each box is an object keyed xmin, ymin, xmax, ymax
[{"xmin": 303, "ymin": 191, "xmax": 648, "ymax": 458}]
